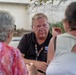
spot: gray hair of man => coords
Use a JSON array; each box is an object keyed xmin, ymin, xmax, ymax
[
  {"xmin": 32, "ymin": 13, "xmax": 48, "ymax": 27},
  {"xmin": 0, "ymin": 11, "xmax": 15, "ymax": 42}
]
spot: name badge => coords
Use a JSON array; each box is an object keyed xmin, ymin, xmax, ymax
[
  {"xmin": 45, "ymin": 46, "xmax": 48, "ymax": 51},
  {"xmin": 44, "ymin": 46, "xmax": 48, "ymax": 53}
]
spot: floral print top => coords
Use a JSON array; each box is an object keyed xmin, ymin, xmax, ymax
[{"xmin": 0, "ymin": 42, "xmax": 27, "ymax": 75}]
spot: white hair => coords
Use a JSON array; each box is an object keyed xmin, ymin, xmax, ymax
[{"xmin": 0, "ymin": 11, "xmax": 15, "ymax": 42}]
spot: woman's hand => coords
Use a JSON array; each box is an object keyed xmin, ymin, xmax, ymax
[
  {"xmin": 26, "ymin": 63, "xmax": 37, "ymax": 75},
  {"xmin": 52, "ymin": 27, "xmax": 62, "ymax": 37}
]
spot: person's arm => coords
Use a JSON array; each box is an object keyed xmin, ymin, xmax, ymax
[
  {"xmin": 47, "ymin": 36, "xmax": 55, "ymax": 64},
  {"xmin": 26, "ymin": 63, "xmax": 37, "ymax": 75},
  {"xmin": 22, "ymin": 57, "xmax": 47, "ymax": 73},
  {"xmin": 47, "ymin": 27, "xmax": 62, "ymax": 64}
]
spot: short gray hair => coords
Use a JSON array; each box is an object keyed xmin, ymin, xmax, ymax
[
  {"xmin": 0, "ymin": 11, "xmax": 15, "ymax": 42},
  {"xmin": 32, "ymin": 13, "xmax": 48, "ymax": 26}
]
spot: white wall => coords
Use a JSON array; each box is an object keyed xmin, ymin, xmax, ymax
[
  {"xmin": 0, "ymin": 0, "xmax": 30, "ymax": 4},
  {"xmin": 0, "ymin": 3, "xmax": 31, "ymax": 30}
]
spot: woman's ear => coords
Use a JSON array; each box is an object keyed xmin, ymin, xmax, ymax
[
  {"xmin": 63, "ymin": 20, "xmax": 70, "ymax": 32},
  {"xmin": 66, "ymin": 21, "xmax": 71, "ymax": 32},
  {"xmin": 8, "ymin": 30, "xmax": 14, "ymax": 38},
  {"xmin": 66, "ymin": 21, "xmax": 70, "ymax": 29},
  {"xmin": 5, "ymin": 30, "xmax": 14, "ymax": 44},
  {"xmin": 8, "ymin": 30, "xmax": 11, "ymax": 38}
]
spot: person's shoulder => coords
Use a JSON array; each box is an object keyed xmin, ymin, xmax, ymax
[
  {"xmin": 23, "ymin": 32, "xmax": 35, "ymax": 38},
  {"xmin": 10, "ymin": 46, "xmax": 21, "ymax": 54},
  {"xmin": 57, "ymin": 33, "xmax": 76, "ymax": 39},
  {"xmin": 21, "ymin": 32, "xmax": 35, "ymax": 43},
  {"xmin": 56, "ymin": 33, "xmax": 68, "ymax": 42},
  {"xmin": 57, "ymin": 33, "xmax": 76, "ymax": 45},
  {"xmin": 1, "ymin": 43, "xmax": 20, "ymax": 57},
  {"xmin": 57, "ymin": 33, "xmax": 68, "ymax": 38},
  {"xmin": 9, "ymin": 46, "xmax": 19, "ymax": 51}
]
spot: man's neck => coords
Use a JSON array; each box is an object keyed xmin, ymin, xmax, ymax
[{"xmin": 36, "ymin": 38, "xmax": 46, "ymax": 45}]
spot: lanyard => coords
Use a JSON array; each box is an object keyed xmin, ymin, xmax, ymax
[{"xmin": 35, "ymin": 44, "xmax": 44, "ymax": 60}]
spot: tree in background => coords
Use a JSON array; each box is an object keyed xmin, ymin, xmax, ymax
[
  {"xmin": 29, "ymin": 0, "xmax": 67, "ymax": 33},
  {"xmin": 29, "ymin": 0, "xmax": 68, "ymax": 13},
  {"xmin": 30, "ymin": 0, "xmax": 67, "ymax": 5}
]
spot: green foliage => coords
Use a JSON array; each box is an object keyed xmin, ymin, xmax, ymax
[{"xmin": 49, "ymin": 21, "xmax": 65, "ymax": 33}]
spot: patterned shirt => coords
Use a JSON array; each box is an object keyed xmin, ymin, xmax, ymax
[{"xmin": 0, "ymin": 42, "xmax": 27, "ymax": 75}]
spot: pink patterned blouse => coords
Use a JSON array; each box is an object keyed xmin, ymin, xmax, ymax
[{"xmin": 0, "ymin": 42, "xmax": 28, "ymax": 75}]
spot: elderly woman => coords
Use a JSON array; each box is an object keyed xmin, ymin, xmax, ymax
[
  {"xmin": 0, "ymin": 11, "xmax": 36, "ymax": 75},
  {"xmin": 46, "ymin": 2, "xmax": 76, "ymax": 75}
]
